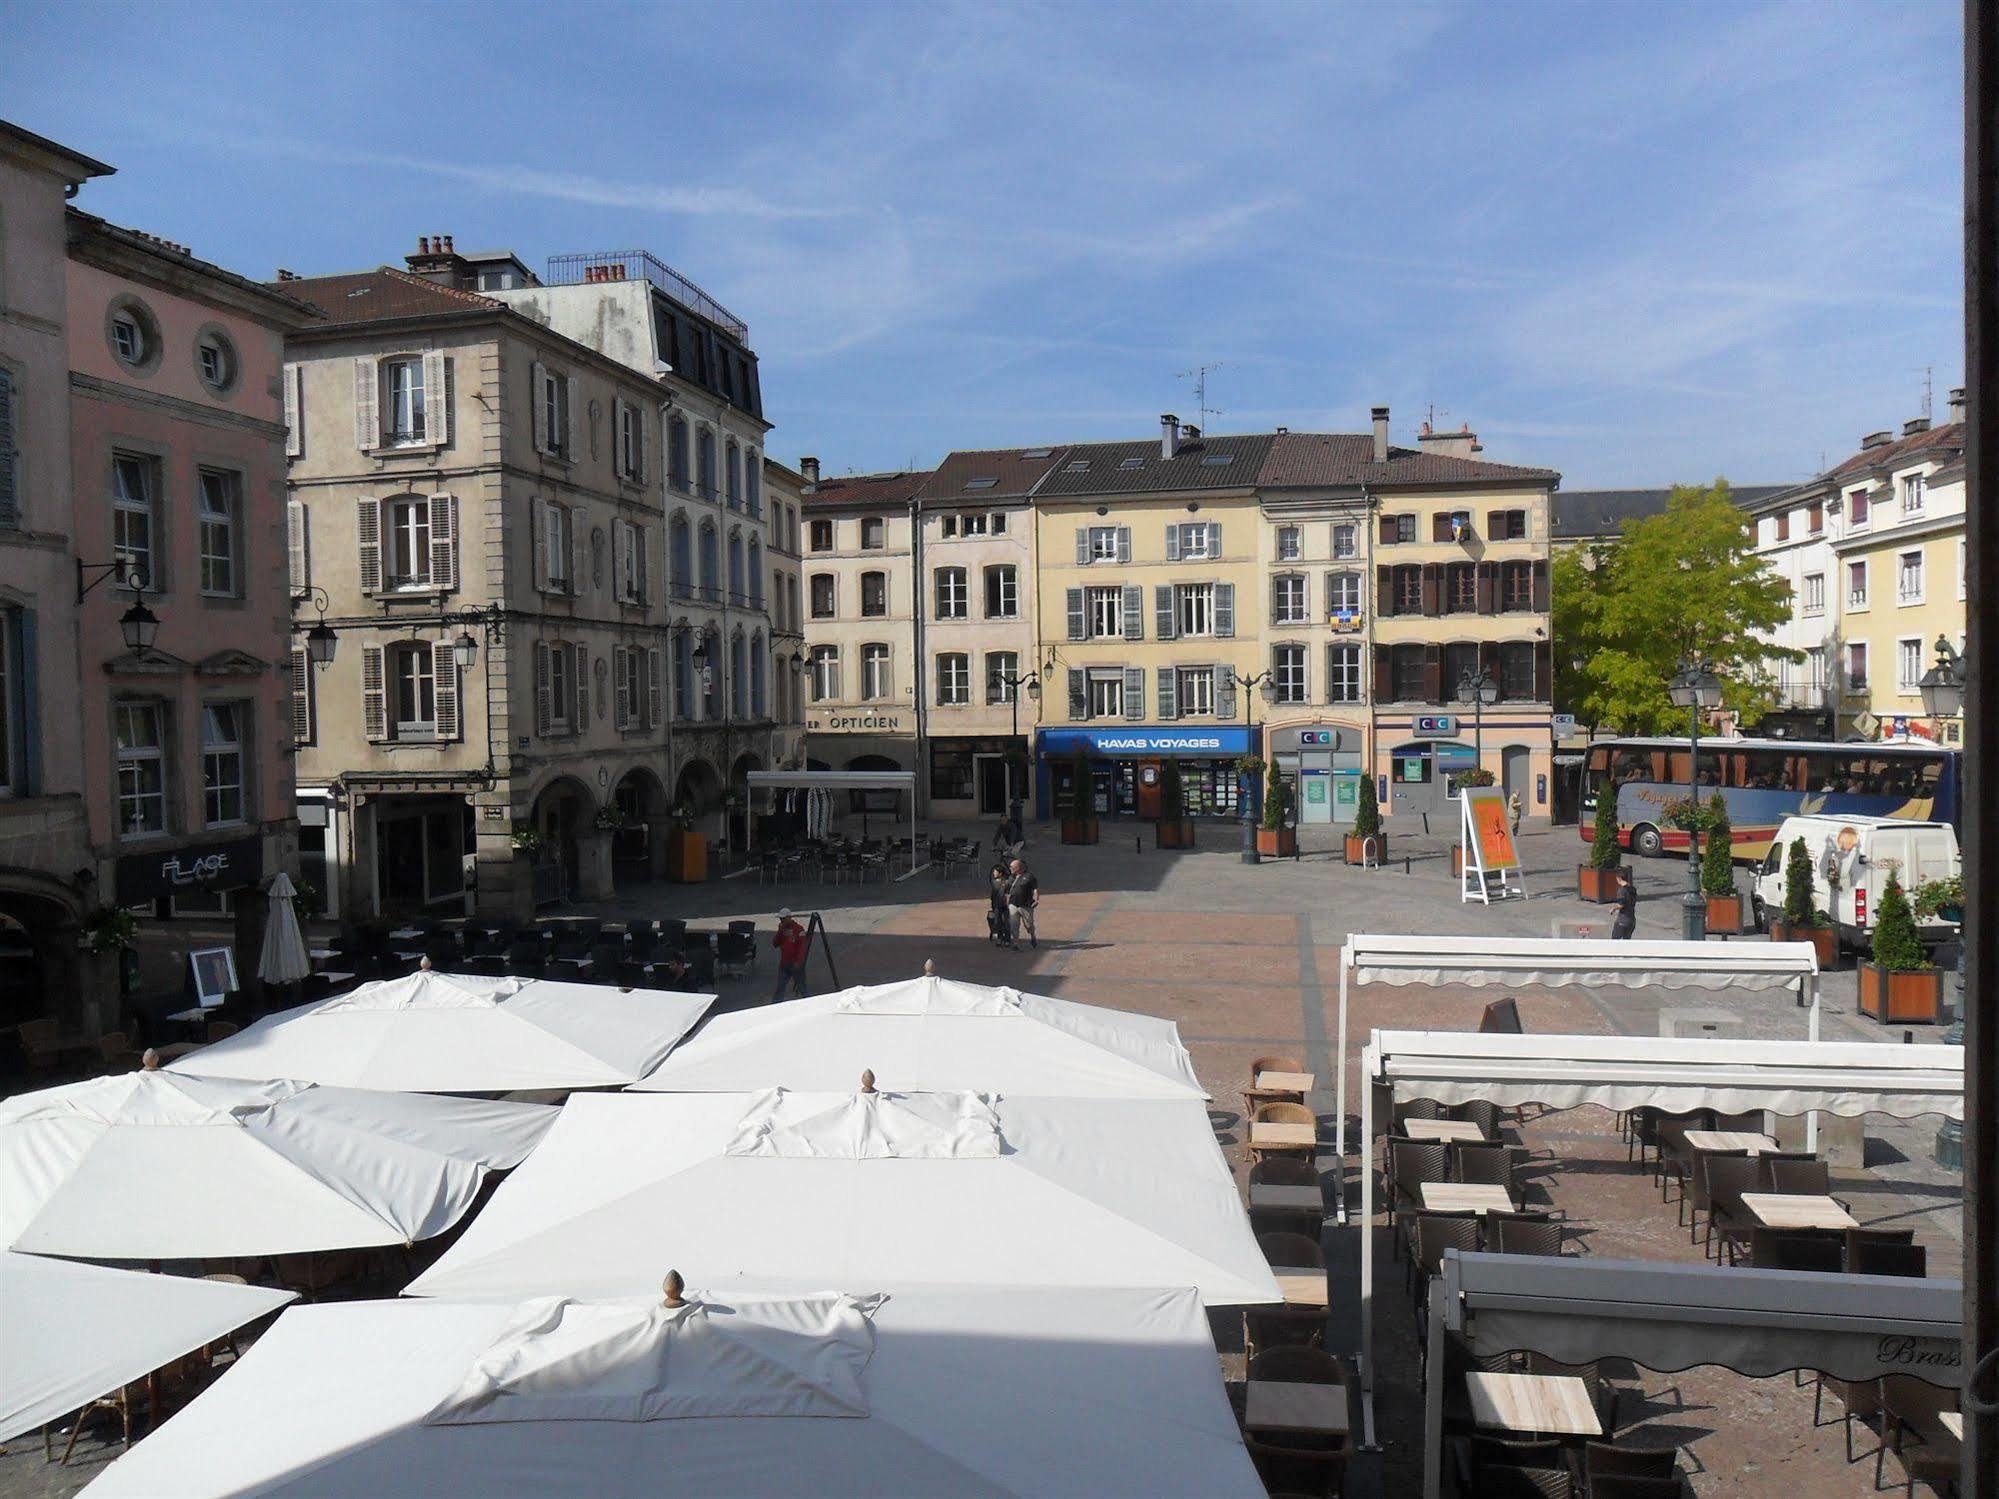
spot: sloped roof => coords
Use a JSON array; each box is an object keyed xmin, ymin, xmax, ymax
[
  {"xmin": 1554, "ymin": 485, "xmax": 1788, "ymax": 539},
  {"xmin": 1259, "ymin": 432, "xmax": 1558, "ymax": 489},
  {"xmin": 1033, "ymin": 433, "xmax": 1276, "ymax": 498},
  {"xmin": 1825, "ymin": 421, "xmax": 1964, "ymax": 482},
  {"xmin": 266, "ymin": 267, "xmax": 504, "ymax": 328},
  {"xmin": 799, "ymin": 470, "xmax": 933, "ymax": 509},
  {"xmin": 916, "ymin": 447, "xmax": 1070, "ymax": 505}
]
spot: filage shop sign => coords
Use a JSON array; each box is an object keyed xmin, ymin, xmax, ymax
[
  {"xmin": 808, "ymin": 713, "xmax": 907, "ymax": 733},
  {"xmin": 116, "ymin": 834, "xmax": 264, "ymax": 904}
]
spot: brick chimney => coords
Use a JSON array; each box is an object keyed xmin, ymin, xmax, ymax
[
  {"xmin": 1417, "ymin": 420, "xmax": 1480, "ymax": 460},
  {"xmin": 1160, "ymin": 413, "xmax": 1180, "ymax": 459},
  {"xmin": 405, "ymin": 233, "xmax": 471, "ymax": 288},
  {"xmin": 1860, "ymin": 429, "xmax": 1892, "ymax": 450},
  {"xmin": 1948, "ymin": 386, "xmax": 1967, "ymax": 422},
  {"xmin": 800, "ymin": 457, "xmax": 820, "ymax": 491},
  {"xmin": 1371, "ymin": 405, "xmax": 1390, "ymax": 464},
  {"xmin": 1903, "ymin": 416, "xmax": 1932, "ymax": 436}
]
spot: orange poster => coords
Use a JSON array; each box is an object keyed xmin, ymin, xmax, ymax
[{"xmin": 1464, "ymin": 787, "xmax": 1519, "ymax": 872}]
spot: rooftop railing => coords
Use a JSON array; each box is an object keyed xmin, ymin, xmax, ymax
[{"xmin": 544, "ymin": 250, "xmax": 748, "ymax": 340}]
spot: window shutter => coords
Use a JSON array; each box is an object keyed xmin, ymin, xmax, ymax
[
  {"xmin": 1154, "ymin": 584, "xmax": 1176, "ymax": 640},
  {"xmin": 287, "ymin": 499, "xmax": 310, "ymax": 594},
  {"xmin": 1068, "ymin": 668, "xmax": 1087, "ymax": 719},
  {"xmin": 1420, "ymin": 564, "xmax": 1440, "ymax": 617},
  {"xmin": 361, "ymin": 645, "xmax": 386, "ymax": 741},
  {"xmin": 1214, "ymin": 667, "xmax": 1236, "ymax": 720},
  {"xmin": 1534, "ymin": 641, "xmax": 1552, "ymax": 701},
  {"xmin": 568, "ymin": 508, "xmax": 585, "ymax": 596},
  {"xmin": 637, "ymin": 525, "xmax": 650, "ymax": 603},
  {"xmin": 1207, "ymin": 522, "xmax": 1222, "ymax": 555},
  {"xmin": 423, "ymin": 351, "xmax": 449, "ymax": 446},
  {"xmin": 283, "ymin": 364, "xmax": 302, "ymax": 458},
  {"xmin": 1122, "ymin": 667, "xmax": 1144, "ymax": 721},
  {"xmin": 1431, "ymin": 512, "xmax": 1450, "ymax": 544},
  {"xmin": 1475, "ymin": 561, "xmax": 1496, "ymax": 614},
  {"xmin": 534, "ymin": 641, "xmax": 552, "ymax": 736},
  {"xmin": 0, "ymin": 371, "xmax": 15, "ymax": 529},
  {"xmin": 613, "ymin": 399, "xmax": 629, "ymax": 477},
  {"xmin": 290, "ymin": 647, "xmax": 314, "ymax": 746},
  {"xmin": 613, "ymin": 521, "xmax": 629, "ymax": 600},
  {"xmin": 1122, "ymin": 583, "xmax": 1144, "ymax": 641},
  {"xmin": 1271, "ymin": 583, "xmax": 1284, "ymax": 625},
  {"xmin": 635, "ymin": 404, "xmax": 647, "ymax": 484},
  {"xmin": 1214, "ymin": 582, "xmax": 1235, "ymax": 638},
  {"xmin": 1422, "ymin": 643, "xmax": 1443, "ymax": 703},
  {"xmin": 530, "ymin": 361, "xmax": 549, "ymax": 453},
  {"xmin": 572, "ymin": 643, "xmax": 589, "ymax": 729},
  {"xmin": 1066, "ymin": 587, "xmax": 1086, "ymax": 641},
  {"xmin": 1379, "ymin": 515, "xmax": 1396, "ymax": 544},
  {"xmin": 1375, "ymin": 646, "xmax": 1393, "ymax": 701},
  {"xmin": 611, "ymin": 648, "xmax": 629, "ymax": 729},
  {"xmin": 529, "ymin": 498, "xmax": 548, "ymax": 592},
  {"xmin": 1164, "ymin": 525, "xmax": 1181, "ymax": 562},
  {"xmin": 353, "ymin": 357, "xmax": 379, "ymax": 451},
  {"xmin": 646, "ymin": 647, "xmax": 664, "ymax": 729},
  {"xmin": 1486, "ymin": 508, "xmax": 1503, "ymax": 538},
  {"xmin": 1115, "ymin": 526, "xmax": 1131, "ymax": 564},
  {"xmin": 1375, "ymin": 564, "xmax": 1393, "ymax": 616},
  {"xmin": 432, "ymin": 641, "xmax": 460, "ymax": 740},
  {"xmin": 1156, "ymin": 665, "xmax": 1178, "ymax": 720},
  {"xmin": 1074, "ymin": 528, "xmax": 1090, "ymax": 566},
  {"xmin": 356, "ymin": 498, "xmax": 381, "ymax": 592},
  {"xmin": 564, "ymin": 376, "xmax": 579, "ymax": 461},
  {"xmin": 1532, "ymin": 559, "xmax": 1550, "ymax": 613},
  {"xmin": 428, "ymin": 494, "xmax": 456, "ymax": 591}
]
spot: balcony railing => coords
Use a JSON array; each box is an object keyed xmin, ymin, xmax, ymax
[{"xmin": 545, "ymin": 250, "xmax": 748, "ymax": 339}]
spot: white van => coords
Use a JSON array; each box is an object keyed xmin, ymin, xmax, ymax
[{"xmin": 1751, "ymin": 814, "xmax": 1961, "ymax": 955}]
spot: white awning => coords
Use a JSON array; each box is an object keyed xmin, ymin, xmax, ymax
[
  {"xmin": 1419, "ymin": 1252, "xmax": 1963, "ymax": 1497},
  {"xmin": 745, "ymin": 770, "xmax": 916, "ymax": 793}
]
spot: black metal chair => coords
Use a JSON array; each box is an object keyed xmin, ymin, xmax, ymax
[
  {"xmin": 1750, "ymin": 1227, "xmax": 1844, "ymax": 1272},
  {"xmin": 1490, "ymin": 1211, "xmax": 1563, "ymax": 1258},
  {"xmin": 1850, "ymin": 1241, "xmax": 1927, "ymax": 1278}
]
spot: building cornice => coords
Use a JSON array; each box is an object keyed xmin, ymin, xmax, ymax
[
  {"xmin": 1830, "ymin": 511, "xmax": 1965, "ymax": 555},
  {"xmin": 69, "ymin": 371, "xmax": 287, "ymax": 441}
]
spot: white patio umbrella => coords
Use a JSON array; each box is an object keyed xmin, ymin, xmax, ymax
[
  {"xmin": 0, "ymin": 1252, "xmax": 295, "ymax": 1444},
  {"xmin": 635, "ymin": 973, "xmax": 1205, "ymax": 1100},
  {"xmin": 171, "ymin": 969, "xmax": 716, "ymax": 1093},
  {"xmin": 78, "ymin": 1286, "xmax": 1263, "ymax": 1498},
  {"xmin": 0, "ymin": 1072, "xmax": 556, "ymax": 1260},
  {"xmin": 256, "ymin": 872, "xmax": 313, "ymax": 988},
  {"xmin": 407, "ymin": 1088, "xmax": 1279, "ymax": 1305}
]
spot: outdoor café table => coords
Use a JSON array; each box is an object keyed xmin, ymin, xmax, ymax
[
  {"xmin": 1740, "ymin": 1192, "xmax": 1858, "ymax": 1231},
  {"xmin": 1466, "ymin": 1372, "xmax": 1603, "ymax": 1438},
  {"xmin": 1250, "ymin": 1120, "xmax": 1317, "ymax": 1151},
  {"xmin": 1244, "ymin": 1380, "xmax": 1349, "ymax": 1439},
  {"xmin": 1256, "ymin": 1070, "xmax": 1316, "ymax": 1094},
  {"xmin": 1270, "ymin": 1265, "xmax": 1330, "ymax": 1308},
  {"xmin": 389, "ymin": 927, "xmax": 423, "ymax": 941},
  {"xmin": 1419, "ymin": 1183, "xmax": 1518, "ymax": 1215},
  {"xmin": 1940, "ymin": 1412, "xmax": 1964, "ymax": 1439},
  {"xmin": 1250, "ymin": 1183, "xmax": 1324, "ymax": 1214},
  {"xmin": 1684, "ymin": 1130, "xmax": 1780, "ymax": 1155},
  {"xmin": 1402, "ymin": 1118, "xmax": 1487, "ymax": 1143}
]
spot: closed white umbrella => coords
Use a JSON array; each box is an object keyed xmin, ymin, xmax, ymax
[
  {"xmin": 0, "ymin": 1072, "xmax": 555, "ymax": 1260},
  {"xmin": 635, "ymin": 974, "xmax": 1205, "ymax": 1099},
  {"xmin": 407, "ymin": 1088, "xmax": 1279, "ymax": 1305},
  {"xmin": 0, "ymin": 1252, "xmax": 295, "ymax": 1445},
  {"xmin": 78, "ymin": 1287, "xmax": 1264, "ymax": 1498},
  {"xmin": 173, "ymin": 969, "xmax": 716, "ymax": 1093},
  {"xmin": 257, "ymin": 872, "xmax": 312, "ymax": 987}
]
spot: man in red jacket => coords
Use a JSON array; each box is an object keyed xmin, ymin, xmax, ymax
[{"xmin": 771, "ymin": 908, "xmax": 811, "ymax": 1002}]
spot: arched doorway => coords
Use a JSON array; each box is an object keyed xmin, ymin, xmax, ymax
[
  {"xmin": 0, "ymin": 874, "xmax": 92, "ymax": 1033},
  {"xmin": 673, "ymin": 758, "xmax": 723, "ymax": 842},
  {"xmin": 530, "ymin": 776, "xmax": 596, "ymax": 902},
  {"xmin": 610, "ymin": 767, "xmax": 669, "ymax": 884}
]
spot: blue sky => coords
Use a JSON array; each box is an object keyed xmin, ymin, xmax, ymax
[{"xmin": 5, "ymin": 0, "xmax": 1964, "ymax": 487}]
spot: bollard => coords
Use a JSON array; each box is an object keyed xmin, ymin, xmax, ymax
[
  {"xmin": 1136, "ymin": 835, "xmax": 1142, "ymax": 855},
  {"xmin": 1404, "ymin": 857, "xmax": 1411, "ymax": 876}
]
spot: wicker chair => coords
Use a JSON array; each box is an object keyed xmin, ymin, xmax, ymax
[
  {"xmin": 1700, "ymin": 1154, "xmax": 1764, "ymax": 1264},
  {"xmin": 1453, "ymin": 1142, "xmax": 1516, "ymax": 1189},
  {"xmin": 1843, "ymin": 1226, "xmax": 1916, "ymax": 1267},
  {"xmin": 1244, "ymin": 1054, "xmax": 1309, "ymax": 1123},
  {"xmin": 1247, "ymin": 1231, "xmax": 1326, "ymax": 1359},
  {"xmin": 1252, "ymin": 1102, "xmax": 1319, "ymax": 1166},
  {"xmin": 1526, "ymin": 1351, "xmax": 1619, "ymax": 1436},
  {"xmin": 1710, "ymin": 1108, "xmax": 1766, "ymax": 1134},
  {"xmin": 1408, "ymin": 1210, "xmax": 1480, "ymax": 1315},
  {"xmin": 1490, "ymin": 1211, "xmax": 1563, "ymax": 1258},
  {"xmin": 1581, "ymin": 1440, "xmax": 1680, "ymax": 1483},
  {"xmin": 1813, "ymin": 1371, "xmax": 1885, "ymax": 1465},
  {"xmin": 1387, "ymin": 1139, "xmax": 1453, "ymax": 1257},
  {"xmin": 1448, "ymin": 1098, "xmax": 1501, "ymax": 1140},
  {"xmin": 1851, "ymin": 1241, "xmax": 1927, "ymax": 1278},
  {"xmin": 1391, "ymin": 1097, "xmax": 1447, "ymax": 1130},
  {"xmin": 1653, "ymin": 1111, "xmax": 1712, "ymax": 1207},
  {"xmin": 1876, "ymin": 1375, "xmax": 1962, "ymax": 1496},
  {"xmin": 1467, "ymin": 1437, "xmax": 1573, "ymax": 1498},
  {"xmin": 1763, "ymin": 1154, "xmax": 1849, "ymax": 1211},
  {"xmin": 1685, "ymin": 1148, "xmax": 1748, "ymax": 1247},
  {"xmin": 1749, "ymin": 1227, "xmax": 1843, "ymax": 1272},
  {"xmin": 1584, "ymin": 1477, "xmax": 1683, "ymax": 1499}
]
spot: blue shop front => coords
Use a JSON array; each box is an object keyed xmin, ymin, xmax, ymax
[{"xmin": 1034, "ymin": 725, "xmax": 1256, "ymax": 820}]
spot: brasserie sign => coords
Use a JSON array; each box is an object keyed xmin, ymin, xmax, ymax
[{"xmin": 116, "ymin": 834, "xmax": 264, "ymax": 904}]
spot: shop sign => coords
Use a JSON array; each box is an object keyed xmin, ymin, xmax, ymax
[
  {"xmin": 116, "ymin": 833, "xmax": 264, "ymax": 904},
  {"xmin": 1412, "ymin": 715, "xmax": 1458, "ymax": 738},
  {"xmin": 1037, "ymin": 726, "xmax": 1252, "ymax": 757},
  {"xmin": 1550, "ymin": 714, "xmax": 1578, "ymax": 740},
  {"xmin": 808, "ymin": 713, "xmax": 908, "ymax": 733},
  {"xmin": 1266, "ymin": 725, "xmax": 1353, "ymax": 753}
]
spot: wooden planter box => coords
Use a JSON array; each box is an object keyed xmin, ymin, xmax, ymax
[
  {"xmin": 1060, "ymin": 817, "xmax": 1100, "ymax": 846},
  {"xmin": 1769, "ymin": 918, "xmax": 1836, "ymax": 966},
  {"xmin": 1704, "ymin": 893, "xmax": 1745, "ymax": 934},
  {"xmin": 1156, "ymin": 820, "xmax": 1196, "ymax": 849},
  {"xmin": 1577, "ymin": 865, "xmax": 1625, "ymax": 903},
  {"xmin": 1344, "ymin": 832, "xmax": 1385, "ymax": 866},
  {"xmin": 665, "ymin": 830, "xmax": 707, "ymax": 884},
  {"xmin": 1856, "ymin": 961, "xmax": 1944, "ymax": 1023},
  {"xmin": 1257, "ymin": 827, "xmax": 1297, "ymax": 858}
]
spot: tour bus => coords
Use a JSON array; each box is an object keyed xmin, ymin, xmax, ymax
[{"xmin": 1579, "ymin": 737, "xmax": 1961, "ymax": 861}]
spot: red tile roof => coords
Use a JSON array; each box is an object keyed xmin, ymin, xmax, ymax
[
  {"xmin": 265, "ymin": 267, "xmax": 504, "ymax": 327},
  {"xmin": 916, "ymin": 447, "xmax": 1069, "ymax": 504},
  {"xmin": 799, "ymin": 471, "xmax": 933, "ymax": 509},
  {"xmin": 1258, "ymin": 432, "xmax": 1557, "ymax": 489},
  {"xmin": 1824, "ymin": 421, "xmax": 1964, "ymax": 482}
]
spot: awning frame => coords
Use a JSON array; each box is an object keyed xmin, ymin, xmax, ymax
[{"xmin": 743, "ymin": 770, "xmax": 926, "ymax": 878}]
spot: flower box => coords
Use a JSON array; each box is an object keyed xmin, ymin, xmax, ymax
[
  {"xmin": 1856, "ymin": 961, "xmax": 1944, "ymax": 1024},
  {"xmin": 1577, "ymin": 865, "xmax": 1625, "ymax": 903},
  {"xmin": 1768, "ymin": 918, "xmax": 1836, "ymax": 967},
  {"xmin": 1345, "ymin": 832, "xmax": 1385, "ymax": 866},
  {"xmin": 1156, "ymin": 820, "xmax": 1196, "ymax": 849},
  {"xmin": 1704, "ymin": 893, "xmax": 1745, "ymax": 935},
  {"xmin": 1257, "ymin": 827, "xmax": 1297, "ymax": 858},
  {"xmin": 1060, "ymin": 817, "xmax": 1099, "ymax": 846}
]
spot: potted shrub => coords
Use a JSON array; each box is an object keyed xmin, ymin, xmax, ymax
[
  {"xmin": 1700, "ymin": 791, "xmax": 1744, "ymax": 934},
  {"xmin": 1912, "ymin": 874, "xmax": 1964, "ymax": 925},
  {"xmin": 1060, "ymin": 747, "xmax": 1099, "ymax": 845},
  {"xmin": 1256, "ymin": 758, "xmax": 1296, "ymax": 857},
  {"xmin": 664, "ymin": 802, "xmax": 707, "ymax": 883},
  {"xmin": 1345, "ymin": 773, "xmax": 1384, "ymax": 866},
  {"xmin": 1768, "ymin": 835, "xmax": 1835, "ymax": 964},
  {"xmin": 1156, "ymin": 760, "xmax": 1195, "ymax": 848},
  {"xmin": 1857, "ymin": 872, "xmax": 1944, "ymax": 1022},
  {"xmin": 1578, "ymin": 775, "xmax": 1627, "ymax": 902}
]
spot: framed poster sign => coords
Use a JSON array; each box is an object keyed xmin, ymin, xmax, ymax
[{"xmin": 189, "ymin": 946, "xmax": 238, "ymax": 1008}]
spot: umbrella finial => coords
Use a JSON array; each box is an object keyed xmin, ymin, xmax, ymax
[
  {"xmin": 662, "ymin": 1270, "xmax": 685, "ymax": 1307},
  {"xmin": 419, "ymin": 955, "xmax": 433, "ymax": 971},
  {"xmin": 859, "ymin": 1068, "xmax": 877, "ymax": 1094},
  {"xmin": 922, "ymin": 958, "xmax": 936, "ymax": 977}
]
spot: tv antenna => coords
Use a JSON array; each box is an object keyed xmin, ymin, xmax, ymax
[
  {"xmin": 1176, "ymin": 362, "xmax": 1226, "ymax": 429},
  {"xmin": 1919, "ymin": 365, "xmax": 1933, "ymax": 421}
]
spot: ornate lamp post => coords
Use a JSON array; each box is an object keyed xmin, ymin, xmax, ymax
[
  {"xmin": 1229, "ymin": 670, "xmax": 1277, "ymax": 864},
  {"xmin": 1456, "ymin": 666, "xmax": 1499, "ymax": 773},
  {"xmin": 990, "ymin": 665, "xmax": 1041, "ymax": 817},
  {"xmin": 1666, "ymin": 657, "xmax": 1723, "ymax": 941},
  {"xmin": 1919, "ymin": 635, "xmax": 1966, "ymax": 721}
]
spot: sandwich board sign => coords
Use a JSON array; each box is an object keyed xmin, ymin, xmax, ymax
[{"xmin": 1459, "ymin": 785, "xmax": 1524, "ymax": 905}]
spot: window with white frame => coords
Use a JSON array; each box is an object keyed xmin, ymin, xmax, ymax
[
  {"xmin": 1328, "ymin": 643, "xmax": 1363, "ymax": 703},
  {"xmin": 384, "ymin": 357, "xmax": 427, "ymax": 444},
  {"xmin": 1333, "ymin": 523, "xmax": 1357, "ymax": 558},
  {"xmin": 1176, "ymin": 666, "xmax": 1215, "ymax": 716},
  {"xmin": 1805, "ymin": 645, "xmax": 1827, "ymax": 694},
  {"xmin": 811, "ymin": 644, "xmax": 840, "ymax": 702},
  {"xmin": 1176, "ymin": 582, "xmax": 1215, "ymax": 637},
  {"xmin": 1086, "ymin": 669, "xmax": 1123, "ymax": 718},
  {"xmin": 985, "ymin": 651, "xmax": 1019, "ymax": 704},
  {"xmin": 201, "ymin": 702, "xmax": 245, "ymax": 825},
  {"xmin": 1326, "ymin": 571, "xmax": 1363, "ymax": 616},
  {"xmin": 393, "ymin": 643, "xmax": 438, "ymax": 736},
  {"xmin": 196, "ymin": 332, "xmax": 235, "ymax": 394},
  {"xmin": 1174, "ymin": 522, "xmax": 1215, "ymax": 559},
  {"xmin": 1898, "ymin": 549, "xmax": 1924, "ymax": 604},
  {"xmin": 386, "ymin": 497, "xmax": 434, "ymax": 589},
  {"xmin": 111, "ymin": 310, "xmax": 147, "ymax": 365},
  {"xmin": 618, "ymin": 403, "xmax": 643, "ymax": 480},
  {"xmin": 115, "ymin": 702, "xmax": 167, "ymax": 837},
  {"xmin": 983, "ymin": 564, "xmax": 1017, "ymax": 619},
  {"xmin": 112, "ymin": 453, "xmax": 156, "ymax": 589},
  {"xmin": 935, "ymin": 566, "xmax": 968, "ymax": 620},
  {"xmin": 197, "ymin": 469, "xmax": 239, "ymax": 596},
  {"xmin": 542, "ymin": 502, "xmax": 573, "ymax": 592},
  {"xmin": 1087, "ymin": 525, "xmax": 1119, "ymax": 562},
  {"xmin": 1901, "ymin": 472, "xmax": 1925, "ymax": 513},
  {"xmin": 1276, "ymin": 526, "xmax": 1300, "ymax": 560},
  {"xmin": 861, "ymin": 643, "xmax": 890, "ymax": 701},
  {"xmin": 942, "ymin": 512, "xmax": 997, "ymax": 538},
  {"xmin": 615, "ymin": 647, "xmax": 644, "ymax": 728},
  {"xmin": 543, "ymin": 369, "xmax": 571, "ymax": 457},
  {"xmin": 614, "ymin": 520, "xmax": 646, "ymax": 602},
  {"xmin": 1848, "ymin": 559, "xmax": 1869, "ymax": 608},
  {"xmin": 1898, "ymin": 637, "xmax": 1923, "ymax": 693},
  {"xmin": 1802, "ymin": 572, "xmax": 1825, "ymax": 616},
  {"xmin": 1272, "ymin": 644, "xmax": 1306, "ymax": 703},
  {"xmin": 937, "ymin": 652, "xmax": 971, "ymax": 706},
  {"xmin": 1272, "ymin": 573, "xmax": 1307, "ymax": 624},
  {"xmin": 1086, "ymin": 585, "xmax": 1123, "ymax": 638}
]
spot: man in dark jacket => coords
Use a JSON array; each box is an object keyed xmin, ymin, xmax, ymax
[
  {"xmin": 771, "ymin": 908, "xmax": 811, "ymax": 1001},
  {"xmin": 1006, "ymin": 859, "xmax": 1040, "ymax": 949},
  {"xmin": 1610, "ymin": 874, "xmax": 1638, "ymax": 940}
]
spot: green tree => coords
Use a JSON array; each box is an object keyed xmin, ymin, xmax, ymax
[
  {"xmin": 1700, "ymin": 791, "xmax": 1735, "ymax": 897},
  {"xmin": 1782, "ymin": 837, "xmax": 1817, "ymax": 924},
  {"xmin": 1353, "ymin": 772, "xmax": 1380, "ymax": 840},
  {"xmin": 1870, "ymin": 872, "xmax": 1930, "ymax": 972},
  {"xmin": 1588, "ymin": 776, "xmax": 1622, "ymax": 870},
  {"xmin": 1554, "ymin": 481, "xmax": 1799, "ymax": 734},
  {"xmin": 1262, "ymin": 759, "xmax": 1286, "ymax": 831},
  {"xmin": 1066, "ymin": 748, "xmax": 1092, "ymax": 819},
  {"xmin": 1160, "ymin": 759, "xmax": 1184, "ymax": 822}
]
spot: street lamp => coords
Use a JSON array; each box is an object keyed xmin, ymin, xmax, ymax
[
  {"xmin": 306, "ymin": 620, "xmax": 338, "ymax": 666},
  {"xmin": 1456, "ymin": 666, "xmax": 1499, "ymax": 773},
  {"xmin": 1229, "ymin": 670, "xmax": 1279, "ymax": 864},
  {"xmin": 1666, "ymin": 656, "xmax": 1724, "ymax": 941},
  {"xmin": 1918, "ymin": 635, "xmax": 1965, "ymax": 720},
  {"xmin": 117, "ymin": 596, "xmax": 160, "ymax": 656},
  {"xmin": 989, "ymin": 666, "xmax": 1041, "ymax": 818},
  {"xmin": 452, "ymin": 631, "xmax": 479, "ymax": 670}
]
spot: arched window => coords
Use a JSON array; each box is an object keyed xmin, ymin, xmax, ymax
[
  {"xmin": 667, "ymin": 417, "xmax": 690, "ymax": 493},
  {"xmin": 698, "ymin": 522, "xmax": 719, "ymax": 600},
  {"xmin": 730, "ymin": 628, "xmax": 748, "ymax": 717},
  {"xmin": 702, "ymin": 626, "xmax": 722, "ymax": 717},
  {"xmin": 697, "ymin": 428, "xmax": 716, "ymax": 500},
  {"xmin": 673, "ymin": 630, "xmax": 696, "ymax": 718},
  {"xmin": 750, "ymin": 631, "xmax": 767, "ymax": 717},
  {"xmin": 747, "ymin": 537, "xmax": 764, "ymax": 608},
  {"xmin": 726, "ymin": 442, "xmax": 741, "ymax": 508},
  {"xmin": 727, "ymin": 529, "xmax": 745, "ymax": 603},
  {"xmin": 746, "ymin": 454, "xmax": 762, "ymax": 517},
  {"xmin": 669, "ymin": 513, "xmax": 692, "ymax": 599}
]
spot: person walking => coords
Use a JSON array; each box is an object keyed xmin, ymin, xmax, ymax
[
  {"xmin": 987, "ymin": 855, "xmax": 1016, "ymax": 948},
  {"xmin": 770, "ymin": 908, "xmax": 811, "ymax": 1002},
  {"xmin": 1507, "ymin": 791, "xmax": 1523, "ymax": 836},
  {"xmin": 1006, "ymin": 858, "xmax": 1040, "ymax": 949},
  {"xmin": 1610, "ymin": 872, "xmax": 1638, "ymax": 941},
  {"xmin": 994, "ymin": 812, "xmax": 1022, "ymax": 858}
]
